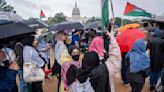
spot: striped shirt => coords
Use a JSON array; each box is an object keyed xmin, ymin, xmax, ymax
[{"xmin": 23, "ymin": 46, "xmax": 45, "ymax": 68}]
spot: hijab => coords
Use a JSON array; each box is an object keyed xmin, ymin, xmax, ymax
[
  {"xmin": 89, "ymin": 36, "xmax": 104, "ymax": 60},
  {"xmin": 126, "ymin": 39, "xmax": 150, "ymax": 73},
  {"xmin": 77, "ymin": 51, "xmax": 100, "ymax": 83}
]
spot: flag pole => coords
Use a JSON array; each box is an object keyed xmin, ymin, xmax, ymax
[
  {"xmin": 109, "ymin": 0, "xmax": 115, "ymax": 32},
  {"xmin": 110, "ymin": 0, "xmax": 114, "ymax": 19}
]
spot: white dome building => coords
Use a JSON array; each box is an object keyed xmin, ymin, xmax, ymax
[
  {"xmin": 67, "ymin": 2, "xmax": 88, "ymax": 23},
  {"xmin": 72, "ymin": 2, "xmax": 80, "ymax": 20}
]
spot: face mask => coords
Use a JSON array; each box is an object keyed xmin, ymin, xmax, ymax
[{"xmin": 72, "ymin": 54, "xmax": 80, "ymax": 61}]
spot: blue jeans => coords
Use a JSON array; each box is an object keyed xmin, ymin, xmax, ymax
[
  {"xmin": 121, "ymin": 61, "xmax": 129, "ymax": 84},
  {"xmin": 18, "ymin": 70, "xmax": 28, "ymax": 92},
  {"xmin": 150, "ymin": 71, "xmax": 161, "ymax": 86}
]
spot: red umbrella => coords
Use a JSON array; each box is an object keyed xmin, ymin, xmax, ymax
[{"xmin": 116, "ymin": 28, "xmax": 145, "ymax": 52}]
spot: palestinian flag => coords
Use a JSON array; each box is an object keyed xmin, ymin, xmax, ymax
[
  {"xmin": 101, "ymin": 0, "xmax": 109, "ymax": 30},
  {"xmin": 124, "ymin": 2, "xmax": 152, "ymax": 18},
  {"xmin": 40, "ymin": 10, "xmax": 46, "ymax": 19}
]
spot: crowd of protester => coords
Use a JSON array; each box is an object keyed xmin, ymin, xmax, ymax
[{"xmin": 0, "ymin": 21, "xmax": 164, "ymax": 92}]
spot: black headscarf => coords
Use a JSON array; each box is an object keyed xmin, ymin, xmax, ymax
[
  {"xmin": 77, "ymin": 51, "xmax": 100, "ymax": 83},
  {"xmin": 77, "ymin": 51, "xmax": 111, "ymax": 92}
]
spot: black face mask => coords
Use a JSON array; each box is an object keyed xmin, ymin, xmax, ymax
[{"xmin": 72, "ymin": 54, "xmax": 80, "ymax": 61}]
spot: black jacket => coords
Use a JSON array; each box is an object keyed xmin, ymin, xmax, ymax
[
  {"xmin": 89, "ymin": 64, "xmax": 110, "ymax": 92},
  {"xmin": 149, "ymin": 37, "xmax": 164, "ymax": 71},
  {"xmin": 67, "ymin": 64, "xmax": 111, "ymax": 92}
]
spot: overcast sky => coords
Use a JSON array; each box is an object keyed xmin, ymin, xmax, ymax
[{"xmin": 5, "ymin": 0, "xmax": 164, "ymax": 19}]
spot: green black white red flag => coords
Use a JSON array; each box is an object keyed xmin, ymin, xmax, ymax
[
  {"xmin": 40, "ymin": 10, "xmax": 46, "ymax": 19},
  {"xmin": 124, "ymin": 2, "xmax": 152, "ymax": 18}
]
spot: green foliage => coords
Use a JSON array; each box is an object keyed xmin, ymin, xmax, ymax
[
  {"xmin": 0, "ymin": 0, "xmax": 15, "ymax": 12},
  {"xmin": 121, "ymin": 19, "xmax": 133, "ymax": 26},
  {"xmin": 48, "ymin": 12, "xmax": 66, "ymax": 25},
  {"xmin": 114, "ymin": 17, "xmax": 121, "ymax": 27}
]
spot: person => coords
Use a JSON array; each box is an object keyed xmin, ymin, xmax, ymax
[
  {"xmin": 84, "ymin": 29, "xmax": 89, "ymax": 45},
  {"xmin": 155, "ymin": 68, "xmax": 164, "ymax": 92},
  {"xmin": 121, "ymin": 52, "xmax": 129, "ymax": 85},
  {"xmin": 54, "ymin": 31, "xmax": 68, "ymax": 65},
  {"xmin": 1, "ymin": 44, "xmax": 16, "ymax": 65},
  {"xmin": 14, "ymin": 42, "xmax": 28, "ymax": 92},
  {"xmin": 74, "ymin": 51, "xmax": 107, "ymax": 92},
  {"xmin": 36, "ymin": 37, "xmax": 51, "ymax": 78},
  {"xmin": 0, "ymin": 49, "xmax": 19, "ymax": 92},
  {"xmin": 36, "ymin": 37, "xmax": 50, "ymax": 69},
  {"xmin": 149, "ymin": 34, "xmax": 164, "ymax": 91},
  {"xmin": 126, "ymin": 39, "xmax": 150, "ymax": 92},
  {"xmin": 152, "ymin": 22, "xmax": 162, "ymax": 37},
  {"xmin": 23, "ymin": 36, "xmax": 45, "ymax": 92},
  {"xmin": 80, "ymin": 30, "xmax": 89, "ymax": 52},
  {"xmin": 53, "ymin": 30, "xmax": 68, "ymax": 92},
  {"xmin": 89, "ymin": 35, "xmax": 105, "ymax": 61},
  {"xmin": 61, "ymin": 45, "xmax": 81, "ymax": 91},
  {"xmin": 72, "ymin": 30, "xmax": 81, "ymax": 48},
  {"xmin": 73, "ymin": 31, "xmax": 121, "ymax": 92},
  {"xmin": 88, "ymin": 29, "xmax": 97, "ymax": 45}
]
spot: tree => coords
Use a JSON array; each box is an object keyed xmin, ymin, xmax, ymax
[
  {"xmin": 0, "ymin": 0, "xmax": 15, "ymax": 12},
  {"xmin": 121, "ymin": 19, "xmax": 132, "ymax": 26},
  {"xmin": 48, "ymin": 12, "xmax": 66, "ymax": 25},
  {"xmin": 115, "ymin": 17, "xmax": 121, "ymax": 27}
]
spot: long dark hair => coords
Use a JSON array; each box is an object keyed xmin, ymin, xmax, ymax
[
  {"xmin": 22, "ymin": 35, "xmax": 35, "ymax": 46},
  {"xmin": 14, "ymin": 43, "xmax": 23, "ymax": 68}
]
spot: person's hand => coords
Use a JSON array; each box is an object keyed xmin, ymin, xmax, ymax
[
  {"xmin": 9, "ymin": 62, "xmax": 19, "ymax": 71},
  {"xmin": 107, "ymin": 31, "xmax": 114, "ymax": 39},
  {"xmin": 47, "ymin": 44, "xmax": 51, "ymax": 49}
]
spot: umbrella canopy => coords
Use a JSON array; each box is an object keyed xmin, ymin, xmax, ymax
[
  {"xmin": 36, "ymin": 28, "xmax": 53, "ymax": 42},
  {"xmin": 0, "ymin": 20, "xmax": 35, "ymax": 39},
  {"xmin": 0, "ymin": 11, "xmax": 23, "ymax": 22},
  {"xmin": 49, "ymin": 21, "xmax": 84, "ymax": 31},
  {"xmin": 85, "ymin": 20, "xmax": 119, "ymax": 30},
  {"xmin": 22, "ymin": 18, "xmax": 49, "ymax": 29},
  {"xmin": 118, "ymin": 23, "xmax": 141, "ymax": 33},
  {"xmin": 85, "ymin": 21, "xmax": 101, "ymax": 29},
  {"xmin": 116, "ymin": 28, "xmax": 145, "ymax": 52}
]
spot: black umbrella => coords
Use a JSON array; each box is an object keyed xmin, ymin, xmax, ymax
[
  {"xmin": 85, "ymin": 20, "xmax": 119, "ymax": 30},
  {"xmin": 0, "ymin": 19, "xmax": 11, "ymax": 25},
  {"xmin": 22, "ymin": 18, "xmax": 49, "ymax": 29},
  {"xmin": 0, "ymin": 20, "xmax": 35, "ymax": 39},
  {"xmin": 85, "ymin": 21, "xmax": 101, "ymax": 29},
  {"xmin": 49, "ymin": 21, "xmax": 84, "ymax": 31}
]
